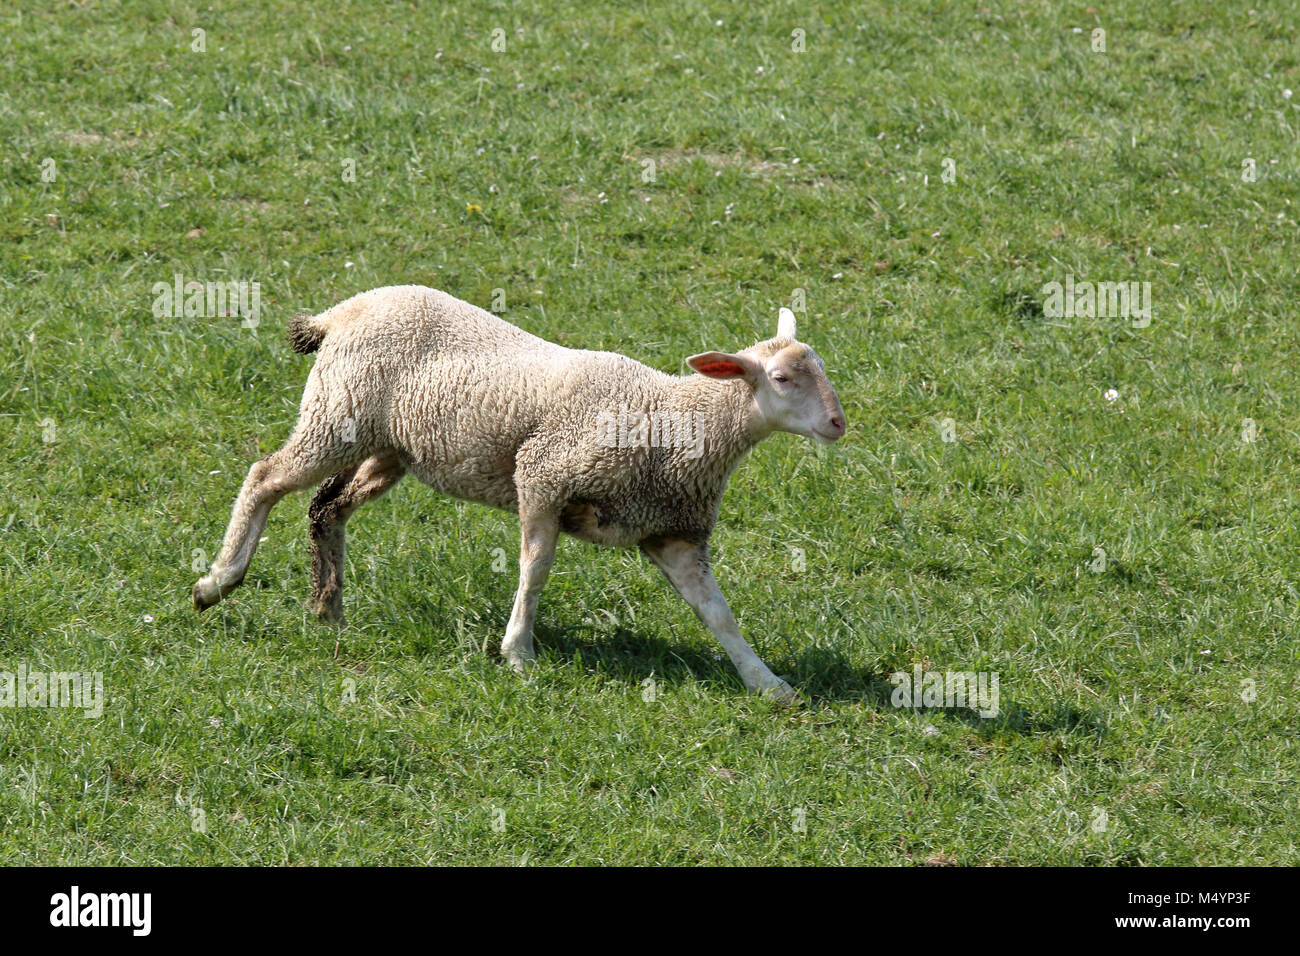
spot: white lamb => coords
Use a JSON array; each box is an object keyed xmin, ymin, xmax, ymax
[{"xmin": 192, "ymin": 286, "xmax": 846, "ymax": 701}]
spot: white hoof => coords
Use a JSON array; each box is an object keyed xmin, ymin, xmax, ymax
[
  {"xmin": 758, "ymin": 679, "xmax": 802, "ymax": 707},
  {"xmin": 503, "ymin": 650, "xmax": 536, "ymax": 675},
  {"xmin": 192, "ymin": 576, "xmax": 221, "ymax": 610}
]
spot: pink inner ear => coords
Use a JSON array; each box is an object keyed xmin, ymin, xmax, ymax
[{"xmin": 695, "ymin": 360, "xmax": 745, "ymax": 378}]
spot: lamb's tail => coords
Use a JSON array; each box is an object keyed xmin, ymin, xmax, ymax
[{"xmin": 287, "ymin": 313, "xmax": 327, "ymax": 354}]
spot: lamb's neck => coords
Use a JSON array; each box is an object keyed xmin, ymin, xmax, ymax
[{"xmin": 668, "ymin": 375, "xmax": 769, "ymax": 469}]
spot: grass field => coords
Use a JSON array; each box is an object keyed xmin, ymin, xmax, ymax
[{"xmin": 1, "ymin": 0, "xmax": 1298, "ymax": 865}]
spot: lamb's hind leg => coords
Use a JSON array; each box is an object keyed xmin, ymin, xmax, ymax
[
  {"xmin": 308, "ymin": 453, "xmax": 406, "ymax": 623},
  {"xmin": 193, "ymin": 436, "xmax": 357, "ymax": 611}
]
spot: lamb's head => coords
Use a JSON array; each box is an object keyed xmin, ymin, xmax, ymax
[{"xmin": 687, "ymin": 307, "xmax": 847, "ymax": 444}]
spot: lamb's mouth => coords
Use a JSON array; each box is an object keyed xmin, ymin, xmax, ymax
[{"xmin": 813, "ymin": 428, "xmax": 841, "ymax": 443}]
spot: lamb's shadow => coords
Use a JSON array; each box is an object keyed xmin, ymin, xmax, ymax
[
  {"xmin": 533, "ymin": 623, "xmax": 895, "ymax": 709},
  {"xmin": 794, "ymin": 647, "xmax": 1109, "ymax": 737},
  {"xmin": 534, "ymin": 622, "xmax": 744, "ymax": 689},
  {"xmin": 955, "ymin": 700, "xmax": 1108, "ymax": 739},
  {"xmin": 536, "ymin": 625, "xmax": 1108, "ymax": 739},
  {"xmin": 351, "ymin": 590, "xmax": 1107, "ymax": 736}
]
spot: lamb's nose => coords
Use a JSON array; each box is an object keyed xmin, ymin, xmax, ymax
[{"xmin": 829, "ymin": 415, "xmax": 846, "ymax": 434}]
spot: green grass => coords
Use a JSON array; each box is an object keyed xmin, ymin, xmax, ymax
[{"xmin": 1, "ymin": 0, "xmax": 1298, "ymax": 864}]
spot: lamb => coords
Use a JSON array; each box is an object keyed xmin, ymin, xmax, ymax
[{"xmin": 192, "ymin": 285, "xmax": 846, "ymax": 701}]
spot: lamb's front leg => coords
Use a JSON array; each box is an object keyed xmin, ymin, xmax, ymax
[
  {"xmin": 501, "ymin": 510, "xmax": 559, "ymax": 673},
  {"xmin": 640, "ymin": 537, "xmax": 799, "ymax": 704}
]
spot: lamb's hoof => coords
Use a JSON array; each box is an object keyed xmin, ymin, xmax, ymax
[
  {"xmin": 760, "ymin": 680, "xmax": 804, "ymax": 707},
  {"xmin": 309, "ymin": 597, "xmax": 345, "ymax": 625},
  {"xmin": 192, "ymin": 578, "xmax": 220, "ymax": 611},
  {"xmin": 193, "ymin": 573, "xmax": 244, "ymax": 611},
  {"xmin": 504, "ymin": 652, "xmax": 536, "ymax": 675}
]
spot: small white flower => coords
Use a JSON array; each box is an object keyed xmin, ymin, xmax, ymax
[
  {"xmin": 143, "ymin": 614, "xmax": 155, "ymax": 624},
  {"xmin": 1105, "ymin": 388, "xmax": 1119, "ymax": 402},
  {"xmin": 344, "ymin": 261, "xmax": 354, "ymax": 268},
  {"xmin": 1285, "ymin": 89, "xmax": 1294, "ymax": 99}
]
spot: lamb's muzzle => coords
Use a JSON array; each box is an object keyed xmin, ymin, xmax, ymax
[{"xmin": 192, "ymin": 286, "xmax": 846, "ymax": 703}]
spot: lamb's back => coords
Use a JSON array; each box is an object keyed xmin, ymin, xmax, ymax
[{"xmin": 318, "ymin": 285, "xmax": 548, "ymax": 358}]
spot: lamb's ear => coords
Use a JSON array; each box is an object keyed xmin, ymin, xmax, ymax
[
  {"xmin": 777, "ymin": 307, "xmax": 798, "ymax": 340},
  {"xmin": 687, "ymin": 351, "xmax": 763, "ymax": 381}
]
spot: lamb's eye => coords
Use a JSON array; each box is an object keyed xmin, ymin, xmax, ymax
[{"xmin": 772, "ymin": 373, "xmax": 790, "ymax": 384}]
